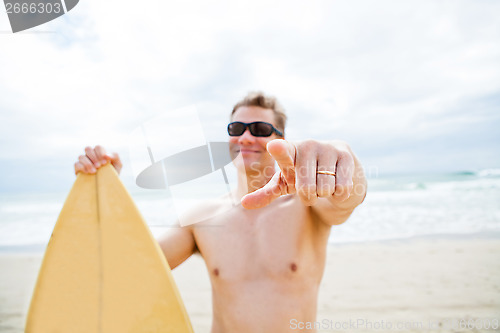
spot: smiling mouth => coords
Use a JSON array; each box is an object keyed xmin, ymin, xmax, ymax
[{"xmin": 237, "ymin": 149, "xmax": 260, "ymax": 154}]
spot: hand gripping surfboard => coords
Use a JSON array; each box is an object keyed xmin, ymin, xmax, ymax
[{"xmin": 25, "ymin": 164, "xmax": 194, "ymax": 332}]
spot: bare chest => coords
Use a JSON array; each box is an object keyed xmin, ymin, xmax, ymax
[{"xmin": 192, "ymin": 195, "xmax": 330, "ymax": 282}]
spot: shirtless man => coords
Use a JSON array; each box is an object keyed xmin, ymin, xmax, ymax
[{"xmin": 75, "ymin": 92, "xmax": 367, "ymax": 333}]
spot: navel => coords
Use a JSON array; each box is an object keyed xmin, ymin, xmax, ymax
[
  {"xmin": 213, "ymin": 268, "xmax": 219, "ymax": 276},
  {"xmin": 290, "ymin": 263, "xmax": 297, "ymax": 272}
]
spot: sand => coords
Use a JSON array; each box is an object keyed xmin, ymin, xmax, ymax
[{"xmin": 1, "ymin": 236, "xmax": 499, "ymax": 332}]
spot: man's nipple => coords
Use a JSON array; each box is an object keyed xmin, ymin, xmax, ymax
[{"xmin": 290, "ymin": 263, "xmax": 297, "ymax": 272}]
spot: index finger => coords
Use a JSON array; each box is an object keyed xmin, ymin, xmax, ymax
[
  {"xmin": 266, "ymin": 139, "xmax": 296, "ymax": 191},
  {"xmin": 241, "ymin": 171, "xmax": 284, "ymax": 209}
]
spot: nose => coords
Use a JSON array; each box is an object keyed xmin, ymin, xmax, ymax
[{"xmin": 237, "ymin": 127, "xmax": 255, "ymax": 144}]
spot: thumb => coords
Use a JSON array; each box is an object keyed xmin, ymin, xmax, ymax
[{"xmin": 266, "ymin": 139, "xmax": 296, "ymax": 193}]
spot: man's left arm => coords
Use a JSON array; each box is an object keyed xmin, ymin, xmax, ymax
[{"xmin": 241, "ymin": 139, "xmax": 367, "ymax": 226}]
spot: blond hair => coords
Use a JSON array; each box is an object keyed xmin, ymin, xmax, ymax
[{"xmin": 231, "ymin": 91, "xmax": 287, "ymax": 136}]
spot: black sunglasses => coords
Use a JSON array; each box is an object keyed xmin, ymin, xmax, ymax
[{"xmin": 227, "ymin": 121, "xmax": 283, "ymax": 137}]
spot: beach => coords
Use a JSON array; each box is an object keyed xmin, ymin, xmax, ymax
[{"xmin": 1, "ymin": 236, "xmax": 499, "ymax": 333}]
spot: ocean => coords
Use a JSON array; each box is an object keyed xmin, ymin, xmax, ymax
[{"xmin": 1, "ymin": 168, "xmax": 499, "ymax": 251}]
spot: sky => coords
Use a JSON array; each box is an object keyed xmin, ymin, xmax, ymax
[{"xmin": 1, "ymin": 0, "xmax": 499, "ymax": 193}]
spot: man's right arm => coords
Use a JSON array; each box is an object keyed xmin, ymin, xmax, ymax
[{"xmin": 157, "ymin": 227, "xmax": 197, "ymax": 269}]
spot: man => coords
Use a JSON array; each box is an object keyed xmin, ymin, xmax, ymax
[{"xmin": 75, "ymin": 92, "xmax": 367, "ymax": 332}]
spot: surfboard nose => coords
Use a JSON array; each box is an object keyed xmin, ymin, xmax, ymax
[{"xmin": 4, "ymin": 0, "xmax": 79, "ymax": 33}]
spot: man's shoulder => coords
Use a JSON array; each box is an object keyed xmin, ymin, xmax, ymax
[{"xmin": 178, "ymin": 193, "xmax": 236, "ymax": 226}]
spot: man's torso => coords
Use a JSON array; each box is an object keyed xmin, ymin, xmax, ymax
[{"xmin": 190, "ymin": 194, "xmax": 332, "ymax": 333}]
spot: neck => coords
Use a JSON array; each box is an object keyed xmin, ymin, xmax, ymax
[{"xmin": 234, "ymin": 165, "xmax": 275, "ymax": 201}]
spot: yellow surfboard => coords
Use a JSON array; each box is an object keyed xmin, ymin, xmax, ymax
[{"xmin": 25, "ymin": 164, "xmax": 193, "ymax": 333}]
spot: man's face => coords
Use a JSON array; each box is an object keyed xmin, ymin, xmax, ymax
[{"xmin": 229, "ymin": 106, "xmax": 282, "ymax": 174}]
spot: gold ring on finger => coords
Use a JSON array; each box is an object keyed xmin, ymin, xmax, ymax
[{"xmin": 316, "ymin": 170, "xmax": 336, "ymax": 176}]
